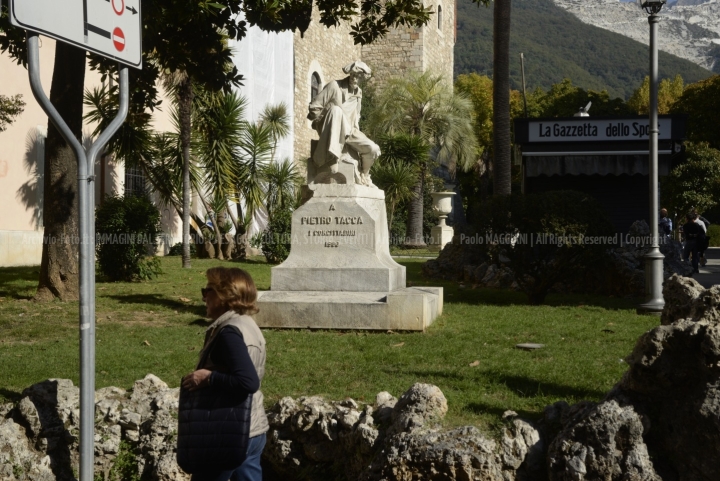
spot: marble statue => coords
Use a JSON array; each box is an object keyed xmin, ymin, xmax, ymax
[{"xmin": 307, "ymin": 61, "xmax": 381, "ymax": 187}]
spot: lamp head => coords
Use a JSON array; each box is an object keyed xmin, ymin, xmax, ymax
[{"xmin": 637, "ymin": 0, "xmax": 666, "ymax": 15}]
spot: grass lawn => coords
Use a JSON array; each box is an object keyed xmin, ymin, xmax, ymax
[{"xmin": 0, "ymin": 256, "xmax": 658, "ymax": 434}]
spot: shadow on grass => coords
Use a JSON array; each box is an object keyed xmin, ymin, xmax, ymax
[
  {"xmin": 0, "ymin": 265, "xmax": 38, "ymax": 299},
  {"xmin": 229, "ymin": 257, "xmax": 270, "ymax": 265},
  {"xmin": 483, "ymin": 372, "xmax": 607, "ymax": 401},
  {"xmin": 463, "ymin": 402, "xmax": 541, "ymax": 423},
  {"xmin": 105, "ymin": 293, "xmax": 205, "ymax": 315},
  {"xmin": 190, "ymin": 318, "xmax": 211, "ymax": 327}
]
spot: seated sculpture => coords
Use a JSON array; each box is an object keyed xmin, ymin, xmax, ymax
[{"xmin": 307, "ymin": 61, "xmax": 381, "ymax": 187}]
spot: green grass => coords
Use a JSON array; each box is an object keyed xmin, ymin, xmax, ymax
[{"xmin": 0, "ymin": 256, "xmax": 657, "ymax": 433}]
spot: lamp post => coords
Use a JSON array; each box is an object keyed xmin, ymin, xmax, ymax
[{"xmin": 637, "ymin": 0, "xmax": 666, "ymax": 315}]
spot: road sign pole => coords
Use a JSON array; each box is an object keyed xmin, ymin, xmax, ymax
[{"xmin": 26, "ymin": 33, "xmax": 129, "ymax": 480}]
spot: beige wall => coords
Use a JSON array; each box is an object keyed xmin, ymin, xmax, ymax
[{"xmin": 0, "ymin": 37, "xmax": 179, "ymax": 266}]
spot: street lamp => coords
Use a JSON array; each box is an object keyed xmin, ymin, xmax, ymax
[{"xmin": 637, "ymin": 0, "xmax": 666, "ymax": 315}]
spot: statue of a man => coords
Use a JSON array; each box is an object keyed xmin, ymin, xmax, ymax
[{"xmin": 307, "ymin": 61, "xmax": 381, "ymax": 186}]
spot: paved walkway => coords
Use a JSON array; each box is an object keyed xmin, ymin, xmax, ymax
[{"xmin": 694, "ymin": 247, "xmax": 720, "ymax": 288}]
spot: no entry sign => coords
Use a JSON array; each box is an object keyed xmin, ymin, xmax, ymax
[{"xmin": 9, "ymin": 0, "xmax": 142, "ymax": 68}]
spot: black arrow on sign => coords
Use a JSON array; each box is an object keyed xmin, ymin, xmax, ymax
[{"xmin": 126, "ymin": 6, "xmax": 138, "ymax": 14}]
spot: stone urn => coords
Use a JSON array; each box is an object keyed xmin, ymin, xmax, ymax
[{"xmin": 430, "ymin": 192, "xmax": 455, "ymax": 251}]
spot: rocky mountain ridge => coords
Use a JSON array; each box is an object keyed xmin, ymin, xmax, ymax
[{"xmin": 553, "ymin": 0, "xmax": 720, "ymax": 72}]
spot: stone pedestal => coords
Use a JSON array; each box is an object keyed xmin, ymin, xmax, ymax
[
  {"xmin": 429, "ymin": 225, "xmax": 454, "ymax": 252},
  {"xmin": 256, "ymin": 183, "xmax": 442, "ymax": 331}
]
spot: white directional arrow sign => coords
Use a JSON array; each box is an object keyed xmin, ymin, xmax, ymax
[{"xmin": 10, "ymin": 0, "xmax": 142, "ymax": 68}]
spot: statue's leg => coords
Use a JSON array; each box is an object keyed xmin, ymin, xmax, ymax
[{"xmin": 346, "ymin": 131, "xmax": 381, "ymax": 174}]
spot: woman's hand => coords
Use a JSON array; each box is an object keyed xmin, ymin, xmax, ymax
[{"xmin": 182, "ymin": 369, "xmax": 212, "ymax": 391}]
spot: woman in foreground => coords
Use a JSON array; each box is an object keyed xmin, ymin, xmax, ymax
[{"xmin": 180, "ymin": 267, "xmax": 269, "ymax": 481}]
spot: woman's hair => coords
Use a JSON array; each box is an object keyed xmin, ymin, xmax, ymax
[{"xmin": 205, "ymin": 267, "xmax": 258, "ymax": 315}]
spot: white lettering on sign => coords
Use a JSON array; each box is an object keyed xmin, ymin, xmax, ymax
[
  {"xmin": 528, "ymin": 119, "xmax": 672, "ymax": 142},
  {"xmin": 10, "ymin": 0, "xmax": 142, "ymax": 68}
]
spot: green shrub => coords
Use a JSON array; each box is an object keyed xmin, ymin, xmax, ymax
[
  {"xmin": 167, "ymin": 242, "xmax": 196, "ymax": 257},
  {"xmin": 708, "ymin": 224, "xmax": 720, "ymax": 247},
  {"xmin": 95, "ymin": 195, "xmax": 162, "ymax": 281},
  {"xmin": 472, "ymin": 191, "xmax": 615, "ymax": 304},
  {"xmin": 261, "ymin": 207, "xmax": 293, "ymax": 264}
]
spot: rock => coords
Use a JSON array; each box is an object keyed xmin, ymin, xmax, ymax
[
  {"xmin": 389, "ymin": 383, "xmax": 447, "ymax": 435},
  {"xmin": 375, "ymin": 391, "xmax": 397, "ymax": 424},
  {"xmin": 364, "ymin": 426, "xmax": 505, "ymax": 481},
  {"xmin": 547, "ymin": 400, "xmax": 660, "ymax": 481}
]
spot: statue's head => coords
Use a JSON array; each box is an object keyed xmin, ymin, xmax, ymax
[{"xmin": 343, "ymin": 61, "xmax": 371, "ymax": 88}]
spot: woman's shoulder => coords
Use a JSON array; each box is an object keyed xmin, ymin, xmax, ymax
[{"xmin": 224, "ymin": 314, "xmax": 265, "ymax": 347}]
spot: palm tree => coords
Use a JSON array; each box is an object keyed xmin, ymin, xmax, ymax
[
  {"xmin": 368, "ymin": 71, "xmax": 477, "ymax": 246},
  {"xmin": 493, "ymin": 0, "xmax": 512, "ymax": 196},
  {"xmin": 236, "ymin": 122, "xmax": 274, "ymax": 227},
  {"xmin": 371, "ymin": 133, "xmax": 426, "ymax": 232},
  {"xmin": 193, "ymin": 89, "xmax": 247, "ymax": 258},
  {"xmin": 259, "ymin": 102, "xmax": 291, "ymax": 164},
  {"xmin": 265, "ymin": 159, "xmax": 303, "ymax": 219}
]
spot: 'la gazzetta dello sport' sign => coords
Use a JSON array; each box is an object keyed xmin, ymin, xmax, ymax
[{"xmin": 528, "ymin": 118, "xmax": 672, "ymax": 143}]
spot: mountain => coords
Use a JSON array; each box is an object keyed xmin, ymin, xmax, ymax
[
  {"xmin": 553, "ymin": 0, "xmax": 720, "ymax": 73},
  {"xmin": 455, "ymin": 0, "xmax": 714, "ymax": 99}
]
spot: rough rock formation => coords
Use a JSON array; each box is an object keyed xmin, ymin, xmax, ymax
[
  {"xmin": 0, "ymin": 375, "xmax": 186, "ymax": 481},
  {"xmin": 265, "ymin": 383, "xmax": 544, "ymax": 481},
  {"xmin": 546, "ymin": 274, "xmax": 720, "ymax": 481},
  {"xmin": 553, "ymin": 0, "xmax": 720, "ymax": 72},
  {"xmin": 424, "ymin": 221, "xmax": 692, "ymax": 297}
]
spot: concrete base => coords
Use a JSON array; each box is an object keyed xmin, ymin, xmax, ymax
[
  {"xmin": 255, "ymin": 287, "xmax": 443, "ymax": 331},
  {"xmin": 429, "ymin": 225, "xmax": 454, "ymax": 252}
]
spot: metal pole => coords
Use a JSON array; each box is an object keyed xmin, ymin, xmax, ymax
[
  {"xmin": 638, "ymin": 12, "xmax": 665, "ymax": 315},
  {"xmin": 520, "ymin": 53, "xmax": 528, "ymax": 118},
  {"xmin": 27, "ymin": 33, "xmax": 130, "ymax": 479}
]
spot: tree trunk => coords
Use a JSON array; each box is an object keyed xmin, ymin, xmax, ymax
[
  {"xmin": 178, "ymin": 77, "xmax": 193, "ymax": 268},
  {"xmin": 404, "ymin": 163, "xmax": 426, "ymax": 247},
  {"xmin": 493, "ymin": 0, "xmax": 512, "ymax": 196},
  {"xmin": 35, "ymin": 43, "xmax": 86, "ymax": 302},
  {"xmin": 198, "ymin": 194, "xmax": 224, "ymax": 260}
]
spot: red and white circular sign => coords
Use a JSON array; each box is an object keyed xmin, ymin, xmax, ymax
[
  {"xmin": 112, "ymin": 28, "xmax": 125, "ymax": 52},
  {"xmin": 112, "ymin": 0, "xmax": 124, "ymax": 15}
]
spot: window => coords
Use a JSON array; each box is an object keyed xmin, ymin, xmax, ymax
[
  {"xmin": 124, "ymin": 165, "xmax": 146, "ymax": 197},
  {"xmin": 311, "ymin": 72, "xmax": 321, "ymax": 101},
  {"xmin": 437, "ymin": 5, "xmax": 442, "ymax": 30}
]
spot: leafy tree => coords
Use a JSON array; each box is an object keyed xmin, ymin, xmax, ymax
[
  {"xmin": 0, "ymin": 94, "xmax": 25, "ymax": 132},
  {"xmin": 671, "ymin": 75, "xmax": 720, "ymax": 149},
  {"xmin": 368, "ymin": 71, "xmax": 477, "ymax": 247},
  {"xmin": 532, "ymin": 78, "xmax": 631, "ymax": 117},
  {"xmin": 662, "ymin": 142, "xmax": 720, "ymax": 223},
  {"xmin": 627, "ymin": 74, "xmax": 684, "ymax": 115}
]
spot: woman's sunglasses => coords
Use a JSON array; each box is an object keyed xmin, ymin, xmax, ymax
[{"xmin": 201, "ymin": 287, "xmax": 214, "ymax": 297}]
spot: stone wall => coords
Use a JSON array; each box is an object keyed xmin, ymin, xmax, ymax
[{"xmin": 292, "ymin": 9, "xmax": 361, "ymax": 166}]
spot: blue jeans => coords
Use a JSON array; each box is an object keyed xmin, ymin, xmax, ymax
[{"xmin": 190, "ymin": 433, "xmax": 266, "ymax": 481}]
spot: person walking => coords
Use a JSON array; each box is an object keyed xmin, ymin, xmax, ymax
[
  {"xmin": 659, "ymin": 208, "xmax": 673, "ymax": 241},
  {"xmin": 691, "ymin": 209, "xmax": 711, "ymax": 266},
  {"xmin": 683, "ymin": 212, "xmax": 705, "ymax": 274},
  {"xmin": 179, "ymin": 267, "xmax": 269, "ymax": 481}
]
